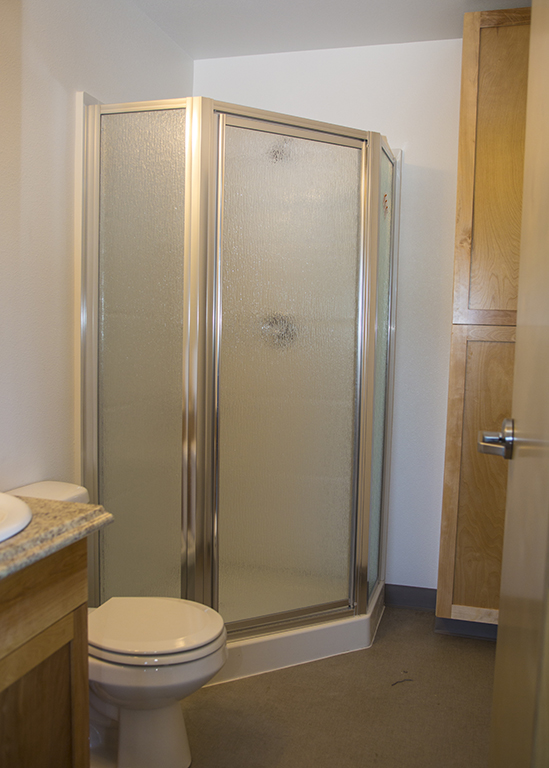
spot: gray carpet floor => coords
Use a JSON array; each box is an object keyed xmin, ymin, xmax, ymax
[{"xmin": 181, "ymin": 606, "xmax": 496, "ymax": 768}]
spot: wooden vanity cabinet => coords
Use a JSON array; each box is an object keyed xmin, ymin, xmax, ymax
[
  {"xmin": 0, "ymin": 539, "xmax": 89, "ymax": 768},
  {"xmin": 436, "ymin": 8, "xmax": 530, "ymax": 625}
]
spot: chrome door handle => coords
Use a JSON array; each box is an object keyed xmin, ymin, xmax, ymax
[{"xmin": 477, "ymin": 418, "xmax": 514, "ymax": 460}]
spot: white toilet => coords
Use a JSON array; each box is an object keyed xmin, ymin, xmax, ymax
[
  {"xmin": 7, "ymin": 479, "xmax": 90, "ymax": 504},
  {"xmin": 88, "ymin": 596, "xmax": 227, "ymax": 768},
  {"xmin": 7, "ymin": 481, "xmax": 228, "ymax": 768}
]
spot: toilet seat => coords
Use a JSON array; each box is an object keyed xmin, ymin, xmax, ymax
[
  {"xmin": 89, "ymin": 629, "xmax": 227, "ymax": 666},
  {"xmin": 88, "ymin": 597, "xmax": 225, "ymax": 666}
]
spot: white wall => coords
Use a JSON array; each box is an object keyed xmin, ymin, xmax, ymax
[
  {"xmin": 194, "ymin": 40, "xmax": 462, "ymax": 589},
  {"xmin": 0, "ymin": 3, "xmax": 462, "ymax": 592},
  {"xmin": 0, "ymin": 0, "xmax": 193, "ymax": 491}
]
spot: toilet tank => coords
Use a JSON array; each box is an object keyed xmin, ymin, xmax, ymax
[{"xmin": 7, "ymin": 481, "xmax": 90, "ymax": 504}]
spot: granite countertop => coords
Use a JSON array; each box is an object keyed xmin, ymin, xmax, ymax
[{"xmin": 0, "ymin": 497, "xmax": 113, "ymax": 580}]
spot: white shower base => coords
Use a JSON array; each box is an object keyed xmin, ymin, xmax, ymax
[{"xmin": 209, "ymin": 579, "xmax": 385, "ymax": 685}]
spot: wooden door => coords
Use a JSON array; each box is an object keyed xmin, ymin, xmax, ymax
[
  {"xmin": 489, "ymin": 0, "xmax": 549, "ymax": 761},
  {"xmin": 436, "ymin": 8, "xmax": 530, "ymax": 625}
]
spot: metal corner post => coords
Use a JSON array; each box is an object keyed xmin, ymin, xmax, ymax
[
  {"xmin": 182, "ymin": 98, "xmax": 218, "ymax": 606},
  {"xmin": 78, "ymin": 93, "xmax": 102, "ymax": 606},
  {"xmin": 354, "ymin": 131, "xmax": 382, "ymax": 616}
]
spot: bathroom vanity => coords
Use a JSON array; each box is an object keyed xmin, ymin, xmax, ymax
[{"xmin": 0, "ymin": 497, "xmax": 112, "ymax": 768}]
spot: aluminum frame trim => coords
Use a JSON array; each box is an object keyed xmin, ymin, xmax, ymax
[
  {"xmin": 212, "ymin": 100, "xmax": 370, "ymax": 142},
  {"xmin": 80, "ymin": 96, "xmax": 101, "ymax": 508},
  {"xmin": 211, "ymin": 112, "xmax": 226, "ymax": 613},
  {"xmin": 180, "ymin": 101, "xmax": 195, "ymax": 601},
  {"xmin": 347, "ymin": 138, "xmax": 369, "ymax": 611},
  {"xmin": 99, "ymin": 98, "xmax": 189, "ymax": 115},
  {"xmin": 221, "ymin": 113, "xmax": 364, "ymax": 149},
  {"xmin": 369, "ymin": 140, "xmax": 396, "ymax": 601},
  {"xmin": 357, "ymin": 138, "xmax": 400, "ymax": 611},
  {"xmin": 79, "ymin": 93, "xmax": 102, "ymax": 606},
  {"xmin": 182, "ymin": 98, "xmax": 198, "ymax": 601},
  {"xmin": 354, "ymin": 131, "xmax": 382, "ymax": 617},
  {"xmin": 227, "ymin": 602, "xmax": 355, "ymax": 641},
  {"xmin": 183, "ymin": 97, "xmax": 218, "ymax": 606},
  {"xmin": 377, "ymin": 142, "xmax": 402, "ymax": 591}
]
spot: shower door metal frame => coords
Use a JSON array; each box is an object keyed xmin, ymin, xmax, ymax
[
  {"xmin": 79, "ymin": 96, "xmax": 194, "ymax": 605},
  {"xmin": 79, "ymin": 96, "xmax": 399, "ymax": 629},
  {"xmin": 194, "ymin": 100, "xmax": 396, "ymax": 635},
  {"xmin": 359, "ymin": 137, "xmax": 401, "ymax": 614}
]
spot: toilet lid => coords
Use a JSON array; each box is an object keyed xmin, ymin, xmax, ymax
[{"xmin": 88, "ymin": 597, "xmax": 225, "ymax": 656}]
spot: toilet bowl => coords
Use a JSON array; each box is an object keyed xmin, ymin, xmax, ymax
[{"xmin": 88, "ymin": 596, "xmax": 228, "ymax": 768}]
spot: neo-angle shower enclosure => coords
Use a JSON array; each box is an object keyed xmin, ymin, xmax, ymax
[{"xmin": 80, "ymin": 96, "xmax": 399, "ymax": 639}]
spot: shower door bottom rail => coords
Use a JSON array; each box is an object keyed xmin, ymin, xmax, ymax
[{"xmin": 225, "ymin": 599, "xmax": 356, "ymax": 640}]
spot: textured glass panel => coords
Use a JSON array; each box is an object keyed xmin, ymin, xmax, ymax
[
  {"xmin": 98, "ymin": 109, "xmax": 185, "ymax": 600},
  {"xmin": 367, "ymin": 148, "xmax": 395, "ymax": 598},
  {"xmin": 218, "ymin": 126, "xmax": 362, "ymax": 623}
]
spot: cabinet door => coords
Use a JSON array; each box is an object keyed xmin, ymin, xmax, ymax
[
  {"xmin": 0, "ymin": 542, "xmax": 89, "ymax": 767},
  {"xmin": 452, "ymin": 9, "xmax": 529, "ymax": 326},
  {"xmin": 436, "ymin": 9, "xmax": 530, "ymax": 625},
  {"xmin": 0, "ymin": 633, "xmax": 73, "ymax": 767},
  {"xmin": 437, "ymin": 326, "xmax": 515, "ymax": 621}
]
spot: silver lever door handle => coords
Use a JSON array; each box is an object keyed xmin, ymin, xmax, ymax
[{"xmin": 477, "ymin": 418, "xmax": 514, "ymax": 460}]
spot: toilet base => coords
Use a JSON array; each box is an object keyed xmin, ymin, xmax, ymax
[
  {"xmin": 118, "ymin": 702, "xmax": 191, "ymax": 768},
  {"xmin": 90, "ymin": 702, "xmax": 191, "ymax": 768}
]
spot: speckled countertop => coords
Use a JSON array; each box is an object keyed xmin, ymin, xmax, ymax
[{"xmin": 0, "ymin": 497, "xmax": 113, "ymax": 580}]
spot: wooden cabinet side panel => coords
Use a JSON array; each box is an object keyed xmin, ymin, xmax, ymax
[
  {"xmin": 453, "ymin": 336, "xmax": 516, "ymax": 610},
  {"xmin": 71, "ymin": 604, "xmax": 90, "ymax": 768}
]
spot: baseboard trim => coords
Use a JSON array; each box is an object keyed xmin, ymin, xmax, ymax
[
  {"xmin": 435, "ymin": 616, "xmax": 498, "ymax": 641},
  {"xmin": 385, "ymin": 584, "xmax": 437, "ymax": 611}
]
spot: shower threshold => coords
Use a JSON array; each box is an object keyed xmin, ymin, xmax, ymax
[{"xmin": 208, "ymin": 580, "xmax": 385, "ymax": 685}]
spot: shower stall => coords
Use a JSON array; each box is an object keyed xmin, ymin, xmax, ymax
[{"xmin": 80, "ymin": 96, "xmax": 399, "ymax": 655}]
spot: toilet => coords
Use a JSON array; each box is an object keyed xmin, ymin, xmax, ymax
[
  {"xmin": 7, "ymin": 479, "xmax": 90, "ymax": 504},
  {"xmin": 88, "ymin": 597, "xmax": 227, "ymax": 768},
  {"xmin": 7, "ymin": 481, "xmax": 228, "ymax": 768}
]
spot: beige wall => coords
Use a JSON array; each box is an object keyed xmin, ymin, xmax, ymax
[{"xmin": 0, "ymin": 0, "xmax": 193, "ymax": 491}]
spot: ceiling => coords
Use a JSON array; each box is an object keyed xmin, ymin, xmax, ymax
[{"xmin": 130, "ymin": 0, "xmax": 531, "ymax": 60}]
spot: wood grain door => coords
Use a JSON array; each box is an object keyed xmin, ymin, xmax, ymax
[
  {"xmin": 436, "ymin": 8, "xmax": 530, "ymax": 624},
  {"xmin": 489, "ymin": 0, "xmax": 549, "ymax": 761}
]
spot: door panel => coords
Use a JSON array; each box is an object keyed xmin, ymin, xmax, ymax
[
  {"xmin": 436, "ymin": 9, "xmax": 530, "ymax": 624},
  {"xmin": 469, "ymin": 24, "xmax": 529, "ymax": 312},
  {"xmin": 453, "ymin": 336, "xmax": 515, "ymax": 612},
  {"xmin": 217, "ymin": 123, "xmax": 363, "ymax": 624},
  {"xmin": 437, "ymin": 325, "xmax": 515, "ymax": 621},
  {"xmin": 489, "ymin": 0, "xmax": 549, "ymax": 762}
]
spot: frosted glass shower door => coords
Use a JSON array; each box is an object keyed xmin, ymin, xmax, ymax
[
  {"xmin": 98, "ymin": 108, "xmax": 186, "ymax": 601},
  {"xmin": 217, "ymin": 121, "xmax": 363, "ymax": 624}
]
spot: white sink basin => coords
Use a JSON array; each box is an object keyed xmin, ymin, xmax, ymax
[{"xmin": 0, "ymin": 493, "xmax": 32, "ymax": 543}]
